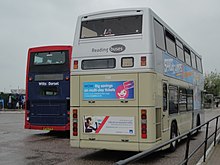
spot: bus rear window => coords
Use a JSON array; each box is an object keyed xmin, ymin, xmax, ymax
[
  {"xmin": 81, "ymin": 58, "xmax": 116, "ymax": 70},
  {"xmin": 40, "ymin": 86, "xmax": 59, "ymax": 96},
  {"xmin": 80, "ymin": 15, "xmax": 142, "ymax": 39},
  {"xmin": 33, "ymin": 51, "xmax": 66, "ymax": 65}
]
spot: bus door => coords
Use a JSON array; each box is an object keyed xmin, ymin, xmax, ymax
[{"xmin": 162, "ymin": 81, "xmax": 169, "ymax": 136}]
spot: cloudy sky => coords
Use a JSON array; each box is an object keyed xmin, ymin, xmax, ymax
[{"xmin": 0, "ymin": 0, "xmax": 220, "ymax": 92}]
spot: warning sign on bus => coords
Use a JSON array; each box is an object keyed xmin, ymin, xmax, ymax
[{"xmin": 83, "ymin": 116, "xmax": 135, "ymax": 135}]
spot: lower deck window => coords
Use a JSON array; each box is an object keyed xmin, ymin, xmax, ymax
[
  {"xmin": 81, "ymin": 58, "xmax": 115, "ymax": 70},
  {"xmin": 169, "ymin": 85, "xmax": 178, "ymax": 114}
]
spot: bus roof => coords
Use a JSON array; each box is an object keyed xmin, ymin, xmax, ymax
[
  {"xmin": 28, "ymin": 45, "xmax": 72, "ymax": 52},
  {"xmin": 77, "ymin": 7, "xmax": 202, "ymax": 59}
]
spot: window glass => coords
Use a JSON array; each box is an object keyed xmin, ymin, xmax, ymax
[
  {"xmin": 81, "ymin": 15, "xmax": 142, "ymax": 39},
  {"xmin": 165, "ymin": 30, "xmax": 176, "ymax": 57},
  {"xmin": 169, "ymin": 85, "xmax": 178, "ymax": 114},
  {"xmin": 176, "ymin": 39, "xmax": 183, "ymax": 49},
  {"xmin": 184, "ymin": 46, "xmax": 191, "ymax": 66},
  {"xmin": 163, "ymin": 83, "xmax": 168, "ymax": 111},
  {"xmin": 187, "ymin": 89, "xmax": 193, "ymax": 111},
  {"xmin": 176, "ymin": 40, "xmax": 184, "ymax": 62},
  {"xmin": 33, "ymin": 51, "xmax": 65, "ymax": 65},
  {"xmin": 179, "ymin": 88, "xmax": 187, "ymax": 112},
  {"xmin": 154, "ymin": 20, "xmax": 165, "ymax": 50},
  {"xmin": 82, "ymin": 58, "xmax": 116, "ymax": 70},
  {"xmin": 191, "ymin": 52, "xmax": 197, "ymax": 69},
  {"xmin": 40, "ymin": 86, "xmax": 59, "ymax": 96},
  {"xmin": 121, "ymin": 57, "xmax": 134, "ymax": 68},
  {"xmin": 196, "ymin": 56, "xmax": 203, "ymax": 72},
  {"xmin": 185, "ymin": 52, "xmax": 191, "ymax": 66},
  {"xmin": 166, "ymin": 38, "xmax": 176, "ymax": 57},
  {"xmin": 30, "ymin": 50, "xmax": 69, "ymax": 74}
]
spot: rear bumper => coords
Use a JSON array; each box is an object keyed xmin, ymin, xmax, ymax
[
  {"xmin": 24, "ymin": 123, "xmax": 70, "ymax": 131},
  {"xmin": 70, "ymin": 139, "xmax": 162, "ymax": 151}
]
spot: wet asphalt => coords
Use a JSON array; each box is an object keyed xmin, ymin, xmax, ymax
[{"xmin": 0, "ymin": 109, "xmax": 219, "ymax": 165}]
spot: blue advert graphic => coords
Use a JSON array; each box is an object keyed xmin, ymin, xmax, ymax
[
  {"xmin": 164, "ymin": 53, "xmax": 193, "ymax": 84},
  {"xmin": 83, "ymin": 81, "xmax": 134, "ymax": 100}
]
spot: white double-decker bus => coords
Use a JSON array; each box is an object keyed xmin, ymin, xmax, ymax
[{"xmin": 70, "ymin": 8, "xmax": 204, "ymax": 151}]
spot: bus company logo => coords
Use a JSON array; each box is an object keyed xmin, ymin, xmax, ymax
[
  {"xmin": 92, "ymin": 48, "xmax": 108, "ymax": 53},
  {"xmin": 38, "ymin": 82, "xmax": 59, "ymax": 86},
  {"xmin": 109, "ymin": 44, "xmax": 126, "ymax": 53}
]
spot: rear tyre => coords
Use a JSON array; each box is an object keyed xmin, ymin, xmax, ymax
[{"xmin": 169, "ymin": 122, "xmax": 178, "ymax": 152}]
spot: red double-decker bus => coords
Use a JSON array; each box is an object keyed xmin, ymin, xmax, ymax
[{"xmin": 25, "ymin": 45, "xmax": 72, "ymax": 131}]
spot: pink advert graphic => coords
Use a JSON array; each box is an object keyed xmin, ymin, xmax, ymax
[{"xmin": 116, "ymin": 81, "xmax": 134, "ymax": 99}]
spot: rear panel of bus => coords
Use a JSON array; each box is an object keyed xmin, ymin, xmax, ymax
[
  {"xmin": 69, "ymin": 8, "xmax": 165, "ymax": 151},
  {"xmin": 25, "ymin": 46, "xmax": 72, "ymax": 131},
  {"xmin": 71, "ymin": 72, "xmax": 163, "ymax": 151}
]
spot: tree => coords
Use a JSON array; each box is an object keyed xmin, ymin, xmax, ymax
[{"xmin": 204, "ymin": 71, "xmax": 220, "ymax": 96}]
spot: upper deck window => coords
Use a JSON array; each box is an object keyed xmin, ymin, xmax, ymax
[
  {"xmin": 176, "ymin": 39, "xmax": 184, "ymax": 62},
  {"xmin": 196, "ymin": 56, "xmax": 203, "ymax": 73},
  {"xmin": 165, "ymin": 30, "xmax": 176, "ymax": 57},
  {"xmin": 184, "ymin": 46, "xmax": 191, "ymax": 66},
  {"xmin": 29, "ymin": 50, "xmax": 69, "ymax": 73},
  {"xmin": 80, "ymin": 15, "xmax": 142, "ymax": 39},
  {"xmin": 154, "ymin": 19, "xmax": 165, "ymax": 50},
  {"xmin": 191, "ymin": 52, "xmax": 197, "ymax": 69},
  {"xmin": 33, "ymin": 51, "xmax": 65, "ymax": 65}
]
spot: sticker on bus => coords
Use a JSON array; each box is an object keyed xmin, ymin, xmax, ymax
[
  {"xmin": 83, "ymin": 81, "xmax": 134, "ymax": 100},
  {"xmin": 84, "ymin": 116, "xmax": 135, "ymax": 135},
  {"xmin": 163, "ymin": 52, "xmax": 193, "ymax": 84}
]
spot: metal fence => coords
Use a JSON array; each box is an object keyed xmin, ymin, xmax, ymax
[{"xmin": 115, "ymin": 114, "xmax": 220, "ymax": 165}]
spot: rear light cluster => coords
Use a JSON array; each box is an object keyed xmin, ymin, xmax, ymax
[
  {"xmin": 28, "ymin": 77, "xmax": 33, "ymax": 81},
  {"xmin": 141, "ymin": 109, "xmax": 147, "ymax": 139},
  {"xmin": 26, "ymin": 110, "xmax": 30, "ymax": 121},
  {"xmin": 72, "ymin": 109, "xmax": 78, "ymax": 136},
  {"xmin": 73, "ymin": 60, "xmax": 78, "ymax": 69},
  {"xmin": 67, "ymin": 111, "xmax": 70, "ymax": 121},
  {"xmin": 141, "ymin": 56, "xmax": 147, "ymax": 66}
]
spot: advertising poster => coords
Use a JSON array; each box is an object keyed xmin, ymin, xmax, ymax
[
  {"xmin": 163, "ymin": 53, "xmax": 193, "ymax": 84},
  {"xmin": 84, "ymin": 116, "xmax": 135, "ymax": 135},
  {"xmin": 83, "ymin": 81, "xmax": 134, "ymax": 100}
]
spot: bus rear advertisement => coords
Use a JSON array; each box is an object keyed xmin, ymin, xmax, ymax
[{"xmin": 25, "ymin": 45, "xmax": 72, "ymax": 131}]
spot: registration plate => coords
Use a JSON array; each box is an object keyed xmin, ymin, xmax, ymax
[{"xmin": 43, "ymin": 127, "xmax": 53, "ymax": 131}]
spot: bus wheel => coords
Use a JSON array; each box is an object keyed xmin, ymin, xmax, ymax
[{"xmin": 169, "ymin": 122, "xmax": 178, "ymax": 152}]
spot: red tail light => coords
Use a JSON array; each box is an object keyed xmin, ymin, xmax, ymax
[
  {"xmin": 73, "ymin": 60, "xmax": 78, "ymax": 69},
  {"xmin": 72, "ymin": 109, "xmax": 78, "ymax": 136},
  {"xmin": 141, "ymin": 109, "xmax": 147, "ymax": 139},
  {"xmin": 141, "ymin": 56, "xmax": 147, "ymax": 66},
  {"xmin": 28, "ymin": 77, "xmax": 33, "ymax": 81}
]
